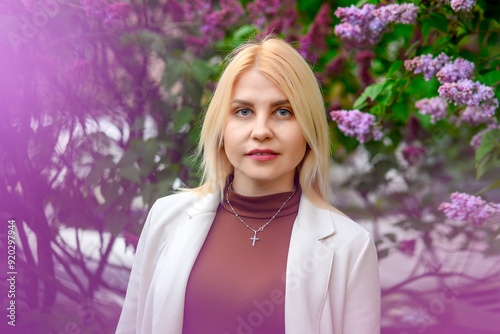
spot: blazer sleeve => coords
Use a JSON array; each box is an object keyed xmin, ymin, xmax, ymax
[
  {"xmin": 115, "ymin": 205, "xmax": 154, "ymax": 334},
  {"xmin": 343, "ymin": 235, "xmax": 381, "ymax": 334}
]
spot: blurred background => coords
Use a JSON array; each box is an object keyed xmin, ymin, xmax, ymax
[{"xmin": 1, "ymin": 0, "xmax": 499, "ymax": 333}]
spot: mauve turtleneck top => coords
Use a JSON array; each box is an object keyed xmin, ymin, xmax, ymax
[{"xmin": 182, "ymin": 186, "xmax": 301, "ymax": 334}]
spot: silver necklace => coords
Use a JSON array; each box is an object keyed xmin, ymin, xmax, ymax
[{"xmin": 225, "ymin": 180, "xmax": 297, "ymax": 247}]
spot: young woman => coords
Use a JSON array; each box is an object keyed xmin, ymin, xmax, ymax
[{"xmin": 116, "ymin": 38, "xmax": 380, "ymax": 334}]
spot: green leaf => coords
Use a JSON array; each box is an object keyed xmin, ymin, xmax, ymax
[
  {"xmin": 353, "ymin": 82, "xmax": 385, "ymax": 109},
  {"xmin": 475, "ymin": 129, "xmax": 500, "ymax": 165},
  {"xmin": 172, "ymin": 107, "xmax": 194, "ymax": 132},
  {"xmin": 356, "ymin": 0, "xmax": 370, "ymax": 6},
  {"xmin": 428, "ymin": 12, "xmax": 448, "ymax": 33},
  {"xmin": 422, "ymin": 21, "xmax": 431, "ymax": 44},
  {"xmin": 101, "ymin": 181, "xmax": 120, "ymax": 203},
  {"xmin": 377, "ymin": 248, "xmax": 390, "ymax": 259},
  {"xmin": 384, "ymin": 233, "xmax": 397, "ymax": 242},
  {"xmin": 479, "ymin": 20, "xmax": 490, "ymax": 45},
  {"xmin": 117, "ymin": 149, "xmax": 139, "ymax": 168},
  {"xmin": 118, "ymin": 165, "xmax": 142, "ymax": 183},
  {"xmin": 490, "ymin": 226, "xmax": 500, "ymax": 242},
  {"xmin": 165, "ymin": 57, "xmax": 188, "ymax": 88},
  {"xmin": 387, "ymin": 60, "xmax": 402, "ymax": 77},
  {"xmin": 106, "ymin": 211, "xmax": 129, "ymax": 237},
  {"xmin": 85, "ymin": 167, "xmax": 102, "ymax": 187},
  {"xmin": 232, "ymin": 25, "xmax": 257, "ymax": 45},
  {"xmin": 476, "ymin": 179, "xmax": 500, "ymax": 196},
  {"xmin": 476, "ymin": 153, "xmax": 493, "ymax": 180},
  {"xmin": 477, "ymin": 70, "xmax": 500, "ymax": 86},
  {"xmin": 191, "ymin": 59, "xmax": 215, "ymax": 85}
]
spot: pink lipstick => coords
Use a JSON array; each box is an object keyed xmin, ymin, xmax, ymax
[{"xmin": 247, "ymin": 149, "xmax": 279, "ymax": 161}]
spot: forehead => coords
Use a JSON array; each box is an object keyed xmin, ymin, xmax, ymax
[{"xmin": 231, "ymin": 68, "xmax": 287, "ymax": 101}]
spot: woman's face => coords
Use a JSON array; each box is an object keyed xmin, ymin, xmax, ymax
[{"xmin": 223, "ymin": 68, "xmax": 307, "ymax": 196}]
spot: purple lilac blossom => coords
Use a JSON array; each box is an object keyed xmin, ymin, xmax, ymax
[
  {"xmin": 460, "ymin": 105, "xmax": 497, "ymax": 126},
  {"xmin": 334, "ymin": 3, "xmax": 417, "ymax": 48},
  {"xmin": 404, "ymin": 53, "xmax": 451, "ymax": 81},
  {"xmin": 449, "ymin": 0, "xmax": 476, "ymax": 12},
  {"xmin": 184, "ymin": 0, "xmax": 211, "ymax": 21},
  {"xmin": 247, "ymin": 0, "xmax": 287, "ymax": 30},
  {"xmin": 184, "ymin": 35, "xmax": 209, "ymax": 55},
  {"xmin": 325, "ymin": 56, "xmax": 345, "ymax": 77},
  {"xmin": 415, "ymin": 97, "xmax": 449, "ymax": 123},
  {"xmin": 436, "ymin": 58, "xmax": 475, "ymax": 83},
  {"xmin": 248, "ymin": 0, "xmax": 298, "ymax": 38},
  {"xmin": 299, "ymin": 4, "xmax": 332, "ymax": 63},
  {"xmin": 182, "ymin": 0, "xmax": 244, "ymax": 42},
  {"xmin": 164, "ymin": 0, "xmax": 186, "ymax": 23},
  {"xmin": 334, "ymin": 4, "xmax": 385, "ymax": 47},
  {"xmin": 438, "ymin": 79, "xmax": 498, "ymax": 120},
  {"xmin": 103, "ymin": 2, "xmax": 131, "ymax": 31},
  {"xmin": 398, "ymin": 239, "xmax": 417, "ymax": 256},
  {"xmin": 262, "ymin": 9, "xmax": 298, "ymax": 36},
  {"xmin": 439, "ymin": 192, "xmax": 500, "ymax": 226},
  {"xmin": 330, "ymin": 109, "xmax": 383, "ymax": 143},
  {"xmin": 373, "ymin": 3, "xmax": 418, "ymax": 24}
]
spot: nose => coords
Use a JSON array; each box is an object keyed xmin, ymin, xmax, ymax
[{"xmin": 250, "ymin": 114, "xmax": 273, "ymax": 141}]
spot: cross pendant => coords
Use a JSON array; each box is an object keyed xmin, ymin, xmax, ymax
[{"xmin": 250, "ymin": 231, "xmax": 259, "ymax": 247}]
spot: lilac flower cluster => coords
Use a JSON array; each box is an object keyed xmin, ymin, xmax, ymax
[
  {"xmin": 299, "ymin": 4, "xmax": 332, "ymax": 63},
  {"xmin": 407, "ymin": 53, "xmax": 498, "ymax": 127},
  {"xmin": 404, "ymin": 53, "xmax": 451, "ymax": 81},
  {"xmin": 330, "ymin": 109, "xmax": 383, "ymax": 143},
  {"xmin": 103, "ymin": 2, "xmax": 132, "ymax": 31},
  {"xmin": 247, "ymin": 0, "xmax": 298, "ymax": 35},
  {"xmin": 334, "ymin": 3, "xmax": 418, "ymax": 48},
  {"xmin": 460, "ymin": 106, "xmax": 497, "ymax": 126},
  {"xmin": 436, "ymin": 58, "xmax": 475, "ymax": 83},
  {"xmin": 439, "ymin": 192, "xmax": 500, "ymax": 226},
  {"xmin": 199, "ymin": 0, "xmax": 244, "ymax": 41},
  {"xmin": 81, "ymin": 0, "xmax": 132, "ymax": 31},
  {"xmin": 373, "ymin": 3, "xmax": 419, "ymax": 24},
  {"xmin": 438, "ymin": 79, "xmax": 498, "ymax": 119},
  {"xmin": 415, "ymin": 97, "xmax": 449, "ymax": 124},
  {"xmin": 163, "ymin": 0, "xmax": 244, "ymax": 52},
  {"xmin": 441, "ymin": 0, "xmax": 477, "ymax": 12}
]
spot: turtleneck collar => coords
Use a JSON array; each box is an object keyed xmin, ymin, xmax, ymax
[{"xmin": 221, "ymin": 183, "xmax": 301, "ymax": 219}]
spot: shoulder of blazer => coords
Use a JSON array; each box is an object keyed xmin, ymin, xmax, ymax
[
  {"xmin": 296, "ymin": 195, "xmax": 371, "ymax": 243},
  {"xmin": 146, "ymin": 191, "xmax": 220, "ymax": 230},
  {"xmin": 325, "ymin": 209, "xmax": 374, "ymax": 253}
]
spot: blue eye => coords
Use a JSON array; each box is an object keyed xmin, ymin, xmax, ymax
[
  {"xmin": 276, "ymin": 108, "xmax": 292, "ymax": 117},
  {"xmin": 237, "ymin": 108, "xmax": 251, "ymax": 116}
]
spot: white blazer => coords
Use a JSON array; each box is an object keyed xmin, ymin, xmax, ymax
[{"xmin": 116, "ymin": 191, "xmax": 381, "ymax": 334}]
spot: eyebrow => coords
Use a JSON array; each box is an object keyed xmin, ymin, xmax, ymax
[{"xmin": 231, "ymin": 99, "xmax": 290, "ymax": 107}]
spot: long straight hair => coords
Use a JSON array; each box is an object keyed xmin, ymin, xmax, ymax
[{"xmin": 192, "ymin": 37, "xmax": 341, "ymax": 213}]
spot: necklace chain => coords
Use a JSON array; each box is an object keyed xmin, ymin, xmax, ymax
[{"xmin": 225, "ymin": 180, "xmax": 297, "ymax": 247}]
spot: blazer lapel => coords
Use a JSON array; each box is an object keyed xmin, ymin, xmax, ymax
[
  {"xmin": 284, "ymin": 195, "xmax": 336, "ymax": 334},
  {"xmin": 150, "ymin": 193, "xmax": 220, "ymax": 333}
]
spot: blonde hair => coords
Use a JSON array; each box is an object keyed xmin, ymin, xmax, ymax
[{"xmin": 193, "ymin": 37, "xmax": 340, "ymax": 212}]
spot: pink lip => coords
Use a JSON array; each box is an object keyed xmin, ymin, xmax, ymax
[{"xmin": 247, "ymin": 149, "xmax": 279, "ymax": 161}]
